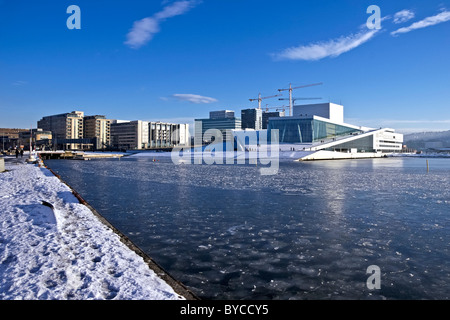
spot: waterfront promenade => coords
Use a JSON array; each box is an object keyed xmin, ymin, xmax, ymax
[{"xmin": 0, "ymin": 155, "xmax": 194, "ymax": 300}]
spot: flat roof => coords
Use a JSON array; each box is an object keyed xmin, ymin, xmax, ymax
[{"xmin": 268, "ymin": 114, "xmax": 372, "ymax": 131}]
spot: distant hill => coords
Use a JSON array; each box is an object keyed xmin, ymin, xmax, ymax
[{"xmin": 403, "ymin": 130, "xmax": 450, "ymax": 150}]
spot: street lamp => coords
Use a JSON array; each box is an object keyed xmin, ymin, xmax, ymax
[{"xmin": 26, "ymin": 127, "xmax": 37, "ymax": 163}]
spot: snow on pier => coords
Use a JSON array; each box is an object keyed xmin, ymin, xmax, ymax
[{"xmin": 0, "ymin": 156, "xmax": 193, "ymax": 300}]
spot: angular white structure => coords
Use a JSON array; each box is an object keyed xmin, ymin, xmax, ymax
[
  {"xmin": 293, "ymin": 102, "xmax": 344, "ymax": 124},
  {"xmin": 233, "ymin": 103, "xmax": 403, "ymax": 161}
]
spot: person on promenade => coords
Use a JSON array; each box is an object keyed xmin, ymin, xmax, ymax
[
  {"xmin": 15, "ymin": 148, "xmax": 19, "ymax": 158},
  {"xmin": 20, "ymin": 149, "xmax": 23, "ymax": 158}
]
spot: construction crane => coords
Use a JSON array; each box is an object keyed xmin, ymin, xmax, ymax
[
  {"xmin": 279, "ymin": 97, "xmax": 322, "ymax": 114},
  {"xmin": 249, "ymin": 93, "xmax": 282, "ymax": 109},
  {"xmin": 279, "ymin": 97, "xmax": 322, "ymax": 104},
  {"xmin": 278, "ymin": 83, "xmax": 323, "ymax": 116},
  {"xmin": 263, "ymin": 105, "xmax": 288, "ymax": 113}
]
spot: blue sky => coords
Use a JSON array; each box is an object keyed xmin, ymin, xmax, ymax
[{"xmin": 1, "ymin": 0, "xmax": 449, "ymax": 134}]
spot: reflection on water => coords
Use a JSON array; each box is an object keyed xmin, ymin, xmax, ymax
[{"xmin": 45, "ymin": 157, "xmax": 450, "ymax": 300}]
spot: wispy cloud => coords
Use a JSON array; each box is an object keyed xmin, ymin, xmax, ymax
[
  {"xmin": 172, "ymin": 94, "xmax": 218, "ymax": 104},
  {"xmin": 273, "ymin": 29, "xmax": 379, "ymax": 61},
  {"xmin": 12, "ymin": 80, "xmax": 28, "ymax": 86},
  {"xmin": 125, "ymin": 1, "xmax": 198, "ymax": 49},
  {"xmin": 273, "ymin": 7, "xmax": 449, "ymax": 61},
  {"xmin": 391, "ymin": 9, "xmax": 450, "ymax": 36},
  {"xmin": 393, "ymin": 9, "xmax": 415, "ymax": 24}
]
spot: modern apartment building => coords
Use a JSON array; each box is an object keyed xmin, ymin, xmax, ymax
[
  {"xmin": 37, "ymin": 111, "xmax": 84, "ymax": 150},
  {"xmin": 84, "ymin": 115, "xmax": 111, "ymax": 150}
]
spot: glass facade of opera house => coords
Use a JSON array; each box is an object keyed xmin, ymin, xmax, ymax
[{"xmin": 267, "ymin": 117, "xmax": 362, "ymax": 144}]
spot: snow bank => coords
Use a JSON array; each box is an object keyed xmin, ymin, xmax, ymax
[{"xmin": 0, "ymin": 159, "xmax": 186, "ymax": 300}]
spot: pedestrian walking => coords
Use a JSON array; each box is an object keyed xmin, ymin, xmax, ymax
[
  {"xmin": 20, "ymin": 149, "xmax": 24, "ymax": 158},
  {"xmin": 15, "ymin": 148, "xmax": 19, "ymax": 158}
]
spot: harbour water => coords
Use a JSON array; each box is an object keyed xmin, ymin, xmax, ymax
[{"xmin": 45, "ymin": 156, "xmax": 450, "ymax": 300}]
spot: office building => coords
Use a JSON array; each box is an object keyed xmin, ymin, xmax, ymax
[
  {"xmin": 209, "ymin": 110, "xmax": 235, "ymax": 120},
  {"xmin": 0, "ymin": 128, "xmax": 27, "ymax": 151},
  {"xmin": 84, "ymin": 115, "xmax": 111, "ymax": 150},
  {"xmin": 195, "ymin": 110, "xmax": 241, "ymax": 145},
  {"xmin": 262, "ymin": 111, "xmax": 285, "ymax": 129},
  {"xmin": 18, "ymin": 129, "xmax": 52, "ymax": 150},
  {"xmin": 148, "ymin": 122, "xmax": 190, "ymax": 148},
  {"xmin": 111, "ymin": 120, "xmax": 149, "ymax": 150},
  {"xmin": 241, "ymin": 108, "xmax": 262, "ymax": 130}
]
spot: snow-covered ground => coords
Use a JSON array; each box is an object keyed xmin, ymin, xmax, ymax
[{"xmin": 0, "ymin": 157, "xmax": 185, "ymax": 300}]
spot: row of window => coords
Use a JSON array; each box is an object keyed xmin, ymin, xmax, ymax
[
  {"xmin": 378, "ymin": 144, "xmax": 402, "ymax": 148},
  {"xmin": 267, "ymin": 119, "xmax": 361, "ymax": 143}
]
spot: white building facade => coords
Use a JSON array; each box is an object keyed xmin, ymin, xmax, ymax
[
  {"xmin": 232, "ymin": 102, "xmax": 404, "ymax": 160},
  {"xmin": 111, "ymin": 120, "xmax": 190, "ymax": 150},
  {"xmin": 148, "ymin": 122, "xmax": 190, "ymax": 148}
]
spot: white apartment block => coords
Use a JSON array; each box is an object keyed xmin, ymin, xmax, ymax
[{"xmin": 148, "ymin": 122, "xmax": 190, "ymax": 148}]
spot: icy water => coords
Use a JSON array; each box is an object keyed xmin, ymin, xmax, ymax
[{"xmin": 45, "ymin": 156, "xmax": 450, "ymax": 300}]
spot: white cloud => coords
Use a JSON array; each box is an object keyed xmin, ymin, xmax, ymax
[
  {"xmin": 125, "ymin": 18, "xmax": 160, "ymax": 48},
  {"xmin": 12, "ymin": 80, "xmax": 28, "ymax": 86},
  {"xmin": 273, "ymin": 29, "xmax": 379, "ymax": 61},
  {"xmin": 125, "ymin": 1, "xmax": 198, "ymax": 49},
  {"xmin": 172, "ymin": 94, "xmax": 218, "ymax": 104},
  {"xmin": 154, "ymin": 1, "xmax": 194, "ymax": 20},
  {"xmin": 391, "ymin": 10, "xmax": 450, "ymax": 36},
  {"xmin": 393, "ymin": 9, "xmax": 415, "ymax": 24}
]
